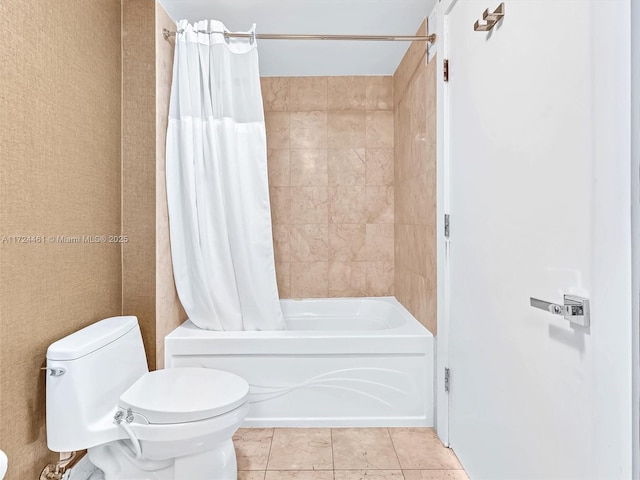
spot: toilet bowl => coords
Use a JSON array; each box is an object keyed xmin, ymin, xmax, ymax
[
  {"xmin": 45, "ymin": 316, "xmax": 249, "ymax": 480},
  {"xmin": 0, "ymin": 449, "xmax": 7, "ymax": 480}
]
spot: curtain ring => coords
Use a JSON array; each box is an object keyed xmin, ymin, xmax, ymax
[
  {"xmin": 223, "ymin": 31, "xmax": 230, "ymax": 44},
  {"xmin": 250, "ymin": 31, "xmax": 256, "ymax": 44}
]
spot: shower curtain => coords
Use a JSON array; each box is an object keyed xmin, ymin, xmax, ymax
[{"xmin": 166, "ymin": 19, "xmax": 285, "ymax": 331}]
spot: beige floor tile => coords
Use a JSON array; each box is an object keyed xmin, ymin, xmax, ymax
[
  {"xmin": 332, "ymin": 428, "xmax": 401, "ymax": 470},
  {"xmin": 334, "ymin": 470, "xmax": 404, "ymax": 479},
  {"xmin": 234, "ymin": 428, "xmax": 274, "ymax": 470},
  {"xmin": 403, "ymin": 470, "xmax": 469, "ymax": 480},
  {"xmin": 389, "ymin": 428, "xmax": 462, "ymax": 470},
  {"xmin": 267, "ymin": 428, "xmax": 333, "ymax": 470},
  {"xmin": 265, "ymin": 471, "xmax": 334, "ymax": 480},
  {"xmin": 239, "ymin": 472, "xmax": 267, "ymax": 480}
]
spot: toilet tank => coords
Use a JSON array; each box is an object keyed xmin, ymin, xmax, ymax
[{"xmin": 46, "ymin": 316, "xmax": 149, "ymax": 452}]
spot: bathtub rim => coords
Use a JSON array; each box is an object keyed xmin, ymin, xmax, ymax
[{"xmin": 165, "ymin": 296, "xmax": 433, "ymax": 339}]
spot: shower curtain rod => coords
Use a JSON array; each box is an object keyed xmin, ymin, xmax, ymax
[{"xmin": 161, "ymin": 28, "xmax": 436, "ymax": 43}]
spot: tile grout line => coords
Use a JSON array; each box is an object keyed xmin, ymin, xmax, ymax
[
  {"xmin": 263, "ymin": 427, "xmax": 276, "ymax": 477},
  {"xmin": 387, "ymin": 426, "xmax": 407, "ymax": 479},
  {"xmin": 330, "ymin": 427, "xmax": 335, "ymax": 475}
]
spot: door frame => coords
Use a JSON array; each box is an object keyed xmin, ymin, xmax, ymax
[
  {"xmin": 434, "ymin": 0, "xmax": 458, "ymax": 447},
  {"xmin": 435, "ymin": 0, "xmax": 639, "ymax": 469},
  {"xmin": 631, "ymin": 0, "xmax": 639, "ymax": 476}
]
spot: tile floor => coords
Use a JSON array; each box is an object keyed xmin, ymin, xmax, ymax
[{"xmin": 233, "ymin": 427, "xmax": 469, "ymax": 480}]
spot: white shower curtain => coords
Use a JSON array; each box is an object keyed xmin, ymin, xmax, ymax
[{"xmin": 166, "ymin": 19, "xmax": 285, "ymax": 331}]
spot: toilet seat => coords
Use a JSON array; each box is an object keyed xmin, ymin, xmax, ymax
[{"xmin": 119, "ymin": 368, "xmax": 249, "ymax": 424}]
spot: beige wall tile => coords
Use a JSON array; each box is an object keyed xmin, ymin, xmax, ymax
[
  {"xmin": 276, "ymin": 261, "xmax": 291, "ymax": 298},
  {"xmin": 267, "ymin": 149, "xmax": 290, "ymax": 186},
  {"xmin": 393, "ymin": 22, "xmax": 437, "ymax": 331},
  {"xmin": 291, "ymin": 149, "xmax": 328, "ymax": 186},
  {"xmin": 329, "ymin": 186, "xmax": 368, "ymax": 224},
  {"xmin": 366, "ymin": 76, "xmax": 394, "ymax": 110},
  {"xmin": 328, "ymin": 261, "xmax": 367, "ymax": 297},
  {"xmin": 407, "ymin": 174, "xmax": 430, "ymax": 225},
  {"xmin": 291, "ymin": 187, "xmax": 329, "ymax": 224},
  {"xmin": 272, "ymin": 224, "xmax": 290, "ymax": 264},
  {"xmin": 270, "ymin": 186, "xmax": 292, "ymax": 224},
  {"xmin": 328, "ymin": 111, "xmax": 367, "ymax": 148},
  {"xmin": 393, "ymin": 19, "xmax": 427, "ymax": 104},
  {"xmin": 266, "ymin": 111, "xmax": 290, "ymax": 149},
  {"xmin": 395, "ymin": 224, "xmax": 428, "ymax": 276},
  {"xmin": 366, "ymin": 111, "xmax": 394, "ymax": 148},
  {"xmin": 409, "ymin": 270, "xmax": 429, "ymax": 327},
  {"xmin": 394, "ymin": 180, "xmax": 410, "ymax": 225},
  {"xmin": 262, "ymin": 75, "xmax": 411, "ymax": 300},
  {"xmin": 328, "ymin": 76, "xmax": 367, "ymax": 110},
  {"xmin": 394, "ymin": 265, "xmax": 411, "ymax": 311},
  {"xmin": 290, "ymin": 224, "xmax": 329, "ymax": 262},
  {"xmin": 366, "ymin": 262, "xmax": 394, "ymax": 296},
  {"xmin": 366, "ymin": 149, "xmax": 394, "ymax": 185},
  {"xmin": 329, "ymin": 224, "xmax": 367, "ymax": 261},
  {"xmin": 425, "ymin": 59, "xmax": 437, "ymax": 117},
  {"xmin": 290, "ymin": 77, "xmax": 328, "ymax": 111},
  {"xmin": 291, "ymin": 262, "xmax": 329, "ymax": 297},
  {"xmin": 426, "ymin": 111, "xmax": 437, "ymax": 145},
  {"xmin": 366, "ymin": 224, "xmax": 394, "ymax": 262},
  {"xmin": 366, "ymin": 186, "xmax": 394, "ymax": 224},
  {"xmin": 328, "ymin": 148, "xmax": 366, "ymax": 186},
  {"xmin": 290, "ymin": 111, "xmax": 328, "ymax": 149},
  {"xmin": 423, "ymin": 271, "xmax": 437, "ymax": 333},
  {"xmin": 261, "ymin": 77, "xmax": 289, "ymax": 112}
]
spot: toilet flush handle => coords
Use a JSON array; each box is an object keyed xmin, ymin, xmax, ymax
[{"xmin": 41, "ymin": 367, "xmax": 66, "ymax": 377}]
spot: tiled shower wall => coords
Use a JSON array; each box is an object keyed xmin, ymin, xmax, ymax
[
  {"xmin": 393, "ymin": 20, "xmax": 438, "ymax": 334},
  {"xmin": 262, "ymin": 76, "xmax": 395, "ymax": 298}
]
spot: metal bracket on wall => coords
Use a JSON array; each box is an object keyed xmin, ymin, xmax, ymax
[
  {"xmin": 445, "ymin": 367, "xmax": 451, "ymax": 393},
  {"xmin": 473, "ymin": 3, "xmax": 505, "ymax": 32}
]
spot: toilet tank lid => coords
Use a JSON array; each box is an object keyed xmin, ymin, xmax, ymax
[{"xmin": 47, "ymin": 316, "xmax": 139, "ymax": 361}]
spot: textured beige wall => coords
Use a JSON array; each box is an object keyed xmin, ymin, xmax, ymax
[
  {"xmin": 263, "ymin": 76, "xmax": 395, "ymax": 298},
  {"xmin": 122, "ymin": 0, "xmax": 157, "ymax": 369},
  {"xmin": 0, "ymin": 1, "xmax": 122, "ymax": 478},
  {"xmin": 122, "ymin": 1, "xmax": 185, "ymax": 370},
  {"xmin": 393, "ymin": 20, "xmax": 438, "ymax": 334},
  {"xmin": 155, "ymin": 3, "xmax": 186, "ymax": 367}
]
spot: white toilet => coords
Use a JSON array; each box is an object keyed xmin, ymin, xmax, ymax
[{"xmin": 45, "ymin": 316, "xmax": 249, "ymax": 480}]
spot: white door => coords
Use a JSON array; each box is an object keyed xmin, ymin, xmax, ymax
[{"xmin": 446, "ymin": 1, "xmax": 632, "ymax": 479}]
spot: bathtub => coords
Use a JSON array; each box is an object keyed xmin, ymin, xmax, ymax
[{"xmin": 165, "ymin": 297, "xmax": 434, "ymax": 427}]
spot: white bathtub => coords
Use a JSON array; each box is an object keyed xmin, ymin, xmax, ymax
[{"xmin": 165, "ymin": 297, "xmax": 434, "ymax": 427}]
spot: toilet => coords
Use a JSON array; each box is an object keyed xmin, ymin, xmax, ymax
[{"xmin": 45, "ymin": 316, "xmax": 249, "ymax": 480}]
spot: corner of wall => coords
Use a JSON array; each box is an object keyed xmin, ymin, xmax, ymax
[
  {"xmin": 392, "ymin": 18, "xmax": 438, "ymax": 335},
  {"xmin": 154, "ymin": 1, "xmax": 186, "ymax": 370}
]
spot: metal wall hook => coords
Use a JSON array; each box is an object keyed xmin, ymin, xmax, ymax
[{"xmin": 474, "ymin": 3, "xmax": 505, "ymax": 32}]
